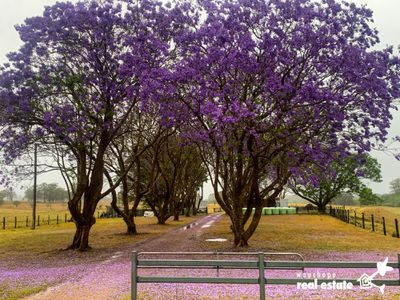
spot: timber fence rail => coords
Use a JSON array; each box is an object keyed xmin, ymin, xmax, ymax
[
  {"xmin": 329, "ymin": 206, "xmax": 400, "ymax": 238},
  {"xmin": 131, "ymin": 251, "xmax": 400, "ymax": 300}
]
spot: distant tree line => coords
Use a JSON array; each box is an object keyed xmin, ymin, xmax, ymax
[{"xmin": 24, "ymin": 183, "xmax": 68, "ymax": 203}]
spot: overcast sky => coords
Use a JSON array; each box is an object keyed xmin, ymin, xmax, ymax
[{"xmin": 0, "ymin": 0, "xmax": 399, "ymax": 197}]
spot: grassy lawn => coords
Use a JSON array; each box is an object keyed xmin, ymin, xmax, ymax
[
  {"xmin": 201, "ymin": 214, "xmax": 400, "ymax": 254},
  {"xmin": 0, "ymin": 215, "xmax": 198, "ymax": 263}
]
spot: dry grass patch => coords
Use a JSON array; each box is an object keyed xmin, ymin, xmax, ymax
[
  {"xmin": 340, "ymin": 206, "xmax": 400, "ymax": 220},
  {"xmin": 201, "ymin": 214, "xmax": 400, "ymax": 253},
  {"xmin": 0, "ymin": 201, "xmax": 109, "ymax": 229},
  {"xmin": 332, "ymin": 206, "xmax": 400, "ymax": 237},
  {"xmin": 0, "ymin": 215, "xmax": 199, "ymax": 265}
]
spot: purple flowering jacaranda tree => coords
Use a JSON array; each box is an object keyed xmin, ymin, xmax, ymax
[
  {"xmin": 167, "ymin": 0, "xmax": 400, "ymax": 246},
  {"xmin": 0, "ymin": 0, "xmax": 188, "ymax": 251}
]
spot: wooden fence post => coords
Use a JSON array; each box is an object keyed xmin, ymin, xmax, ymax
[
  {"xmin": 26, "ymin": 216, "xmax": 29, "ymax": 227},
  {"xmin": 347, "ymin": 210, "xmax": 350, "ymax": 223},
  {"xmin": 37, "ymin": 215, "xmax": 40, "ymax": 226},
  {"xmin": 354, "ymin": 212, "xmax": 357, "ymax": 226},
  {"xmin": 362, "ymin": 213, "xmax": 365, "ymax": 229},
  {"xmin": 383, "ymin": 217, "xmax": 386, "ymax": 236},
  {"xmin": 14, "ymin": 216, "xmax": 17, "ymax": 228},
  {"xmin": 48, "ymin": 215, "xmax": 50, "ymax": 225},
  {"xmin": 2, "ymin": 217, "xmax": 5, "ymax": 229},
  {"xmin": 395, "ymin": 219, "xmax": 399, "ymax": 238},
  {"xmin": 56, "ymin": 214, "xmax": 59, "ymax": 225},
  {"xmin": 371, "ymin": 214, "xmax": 375, "ymax": 231}
]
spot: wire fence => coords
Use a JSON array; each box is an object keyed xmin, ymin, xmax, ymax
[
  {"xmin": 0, "ymin": 208, "xmax": 157, "ymax": 230},
  {"xmin": 329, "ymin": 206, "xmax": 400, "ymax": 239},
  {"xmin": 0, "ymin": 210, "xmax": 120, "ymax": 230}
]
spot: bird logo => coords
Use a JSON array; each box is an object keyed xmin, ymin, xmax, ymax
[{"xmin": 357, "ymin": 257, "xmax": 393, "ymax": 294}]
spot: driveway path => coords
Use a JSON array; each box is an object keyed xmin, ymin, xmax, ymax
[{"xmin": 25, "ymin": 214, "xmax": 223, "ymax": 300}]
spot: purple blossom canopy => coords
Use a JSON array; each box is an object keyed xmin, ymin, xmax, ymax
[
  {"xmin": 0, "ymin": 0, "xmax": 189, "ymax": 163},
  {"xmin": 164, "ymin": 0, "xmax": 400, "ymax": 172}
]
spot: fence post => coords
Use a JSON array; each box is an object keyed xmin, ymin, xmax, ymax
[
  {"xmin": 2, "ymin": 217, "xmax": 5, "ymax": 229},
  {"xmin": 131, "ymin": 251, "xmax": 138, "ymax": 300},
  {"xmin": 354, "ymin": 212, "xmax": 357, "ymax": 226},
  {"xmin": 37, "ymin": 215, "xmax": 40, "ymax": 226},
  {"xmin": 258, "ymin": 252, "xmax": 266, "ymax": 300},
  {"xmin": 395, "ymin": 219, "xmax": 399, "ymax": 238},
  {"xmin": 65, "ymin": 214, "xmax": 67, "ymax": 223},
  {"xmin": 371, "ymin": 214, "xmax": 375, "ymax": 231},
  {"xmin": 362, "ymin": 213, "xmax": 365, "ymax": 229},
  {"xmin": 57, "ymin": 214, "xmax": 59, "ymax": 225},
  {"xmin": 26, "ymin": 216, "xmax": 29, "ymax": 227},
  {"xmin": 382, "ymin": 217, "xmax": 386, "ymax": 236},
  {"xmin": 347, "ymin": 210, "xmax": 349, "ymax": 223},
  {"xmin": 398, "ymin": 253, "xmax": 400, "ymax": 283},
  {"xmin": 48, "ymin": 215, "xmax": 50, "ymax": 225},
  {"xmin": 14, "ymin": 216, "xmax": 17, "ymax": 229}
]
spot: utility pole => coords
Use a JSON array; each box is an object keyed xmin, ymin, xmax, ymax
[{"xmin": 31, "ymin": 143, "xmax": 38, "ymax": 230}]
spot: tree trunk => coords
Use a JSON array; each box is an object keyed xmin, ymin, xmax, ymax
[
  {"xmin": 69, "ymin": 222, "xmax": 83, "ymax": 249},
  {"xmin": 157, "ymin": 210, "xmax": 170, "ymax": 224},
  {"xmin": 105, "ymin": 170, "xmax": 138, "ymax": 235},
  {"xmin": 232, "ymin": 220, "xmax": 248, "ymax": 247},
  {"xmin": 68, "ymin": 216, "xmax": 96, "ymax": 251},
  {"xmin": 234, "ymin": 205, "xmax": 264, "ymax": 247},
  {"xmin": 125, "ymin": 215, "xmax": 137, "ymax": 234},
  {"xmin": 79, "ymin": 223, "xmax": 92, "ymax": 251},
  {"xmin": 157, "ymin": 218, "xmax": 166, "ymax": 225},
  {"xmin": 317, "ymin": 203, "xmax": 326, "ymax": 213},
  {"xmin": 173, "ymin": 211, "xmax": 180, "ymax": 221}
]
